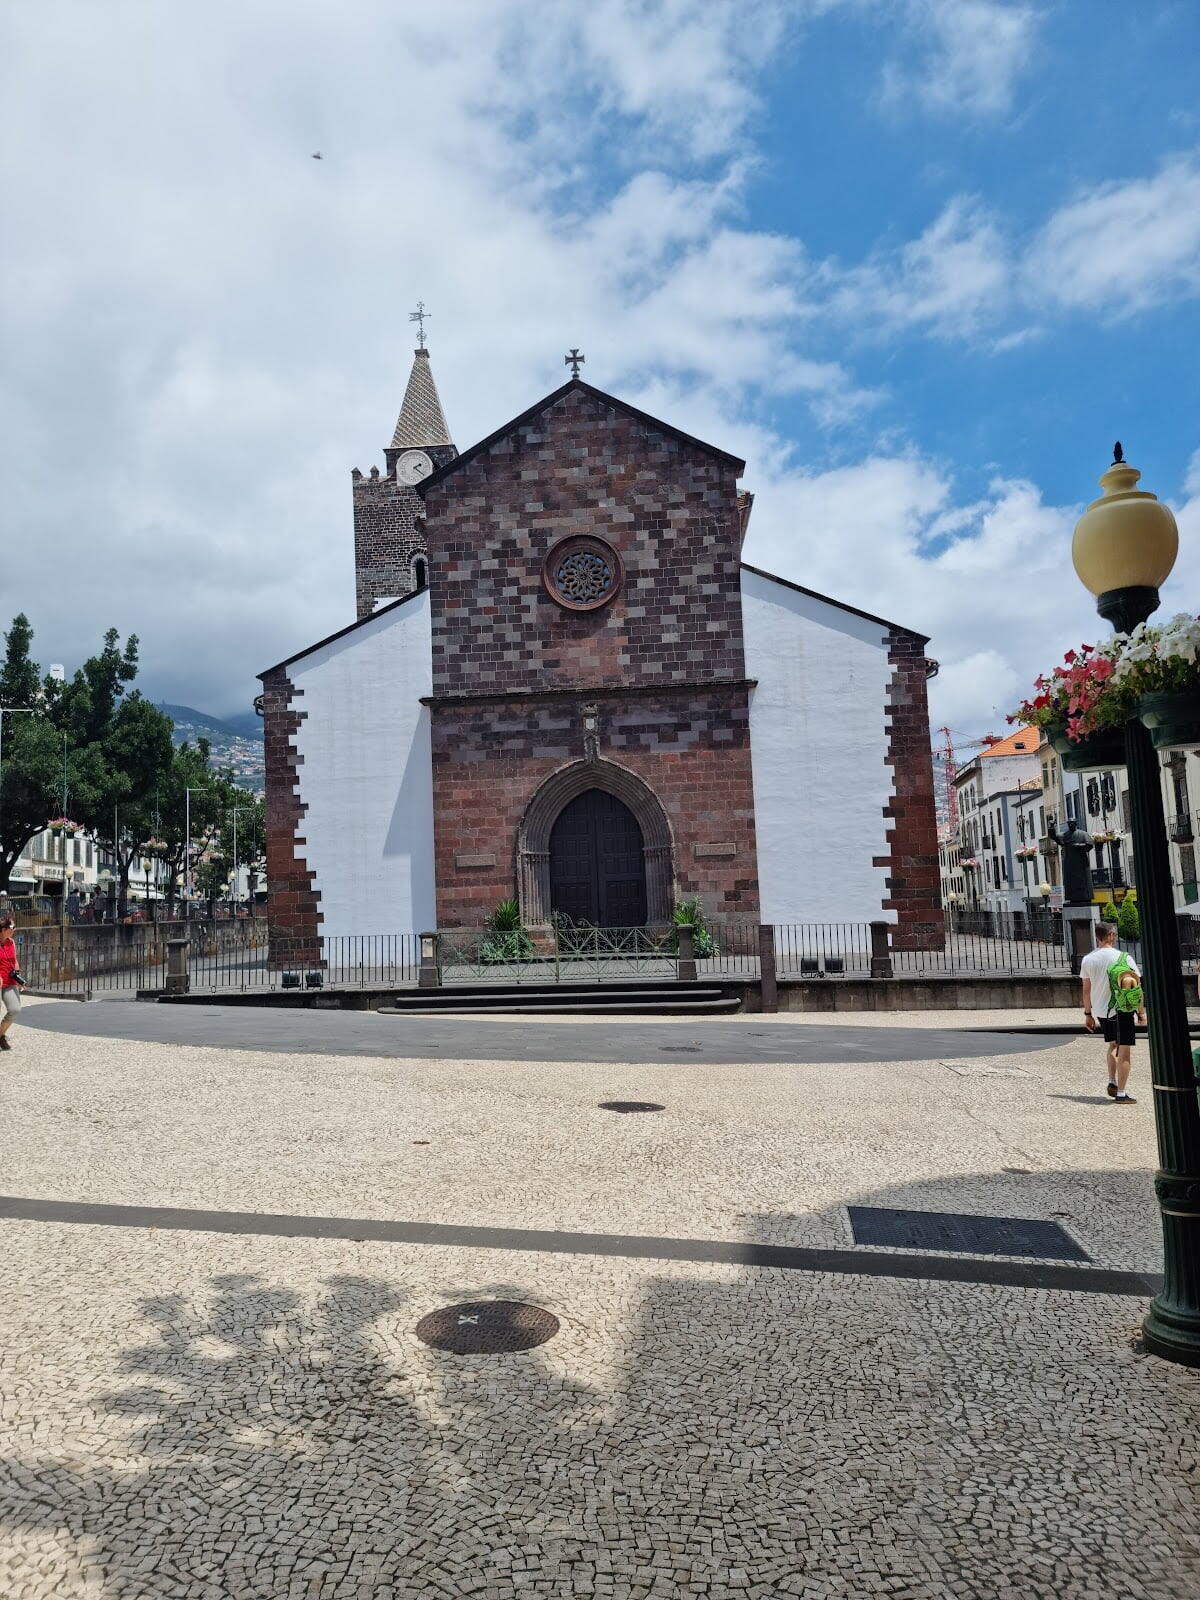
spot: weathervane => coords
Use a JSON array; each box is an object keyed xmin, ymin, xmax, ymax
[
  {"xmin": 409, "ymin": 301, "xmax": 430, "ymax": 350},
  {"xmin": 564, "ymin": 347, "xmax": 585, "ymax": 378}
]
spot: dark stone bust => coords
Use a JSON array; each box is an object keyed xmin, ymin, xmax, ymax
[{"xmin": 1048, "ymin": 817, "xmax": 1095, "ymax": 905}]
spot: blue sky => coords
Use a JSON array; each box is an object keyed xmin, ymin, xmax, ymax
[{"xmin": 2, "ymin": 1, "xmax": 1198, "ymax": 735}]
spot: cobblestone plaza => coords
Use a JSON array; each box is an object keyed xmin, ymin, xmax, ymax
[{"xmin": 1, "ymin": 1000, "xmax": 1198, "ymax": 1597}]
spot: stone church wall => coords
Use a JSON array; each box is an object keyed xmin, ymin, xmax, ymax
[
  {"xmin": 420, "ymin": 383, "xmax": 760, "ymax": 928},
  {"xmin": 262, "ymin": 593, "xmax": 436, "ymax": 944},
  {"xmin": 422, "ymin": 386, "xmax": 747, "ymax": 697},
  {"xmin": 428, "ymin": 688, "xmax": 759, "ymax": 929}
]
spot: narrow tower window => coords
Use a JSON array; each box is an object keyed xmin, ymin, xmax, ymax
[{"xmin": 413, "ymin": 557, "xmax": 428, "ymax": 592}]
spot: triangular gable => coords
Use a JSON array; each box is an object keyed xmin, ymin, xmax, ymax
[{"xmin": 418, "ymin": 377, "xmax": 745, "ymax": 494}]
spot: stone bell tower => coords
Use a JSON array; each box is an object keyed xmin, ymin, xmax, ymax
[{"xmin": 351, "ymin": 325, "xmax": 456, "ymax": 619}]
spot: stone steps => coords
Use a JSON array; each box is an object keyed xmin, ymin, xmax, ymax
[{"xmin": 378, "ymin": 982, "xmax": 741, "ymax": 1016}]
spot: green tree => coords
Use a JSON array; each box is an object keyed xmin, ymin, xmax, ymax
[
  {"xmin": 0, "ymin": 616, "xmax": 178, "ymax": 901},
  {"xmin": 45, "ymin": 630, "xmax": 175, "ymax": 915},
  {"xmin": 1117, "ymin": 897, "xmax": 1141, "ymax": 942},
  {"xmin": 0, "ymin": 615, "xmax": 93, "ymax": 889}
]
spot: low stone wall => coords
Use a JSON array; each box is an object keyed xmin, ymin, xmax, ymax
[{"xmin": 774, "ymin": 974, "xmax": 1080, "ymax": 1011}]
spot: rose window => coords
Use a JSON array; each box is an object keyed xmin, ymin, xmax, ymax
[{"xmin": 543, "ymin": 535, "xmax": 624, "ymax": 612}]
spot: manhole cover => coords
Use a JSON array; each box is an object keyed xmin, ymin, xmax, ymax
[
  {"xmin": 848, "ymin": 1206, "xmax": 1088, "ymax": 1262},
  {"xmin": 598, "ymin": 1100, "xmax": 664, "ymax": 1113},
  {"xmin": 415, "ymin": 1301, "xmax": 559, "ymax": 1354}
]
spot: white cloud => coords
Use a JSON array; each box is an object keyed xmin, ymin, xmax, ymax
[
  {"xmin": 1025, "ymin": 155, "xmax": 1200, "ymax": 314},
  {"xmin": 813, "ymin": 153, "xmax": 1200, "ymax": 343},
  {"xmin": 822, "ymin": 196, "xmax": 1011, "ymax": 337},
  {"xmin": 0, "ymin": 0, "xmax": 1192, "ymax": 746},
  {"xmin": 880, "ymin": 0, "xmax": 1040, "ymax": 119},
  {"xmin": 0, "ymin": 0, "xmax": 837, "ymax": 712}
]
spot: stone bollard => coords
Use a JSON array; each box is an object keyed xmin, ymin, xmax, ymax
[
  {"xmin": 758, "ymin": 923, "xmax": 778, "ymax": 1012},
  {"xmin": 165, "ymin": 936, "xmax": 190, "ymax": 996},
  {"xmin": 869, "ymin": 920, "xmax": 893, "ymax": 979},
  {"xmin": 677, "ymin": 923, "xmax": 696, "ymax": 983},
  {"xmin": 418, "ymin": 931, "xmax": 441, "ymax": 990}
]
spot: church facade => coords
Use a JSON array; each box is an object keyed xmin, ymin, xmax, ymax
[{"xmin": 261, "ymin": 350, "xmax": 940, "ymax": 949}]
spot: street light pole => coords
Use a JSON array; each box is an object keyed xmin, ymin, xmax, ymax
[
  {"xmin": 1072, "ymin": 448, "xmax": 1200, "ymax": 1366},
  {"xmin": 184, "ymin": 787, "xmax": 208, "ymax": 920},
  {"xmin": 227, "ymin": 806, "xmax": 248, "ymax": 916}
]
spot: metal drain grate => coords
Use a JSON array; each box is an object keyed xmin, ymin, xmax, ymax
[
  {"xmin": 848, "ymin": 1206, "xmax": 1088, "ymax": 1261},
  {"xmin": 415, "ymin": 1301, "xmax": 559, "ymax": 1354},
  {"xmin": 598, "ymin": 1100, "xmax": 665, "ymax": 1113}
]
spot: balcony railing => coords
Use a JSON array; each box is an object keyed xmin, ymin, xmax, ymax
[
  {"xmin": 1093, "ymin": 866, "xmax": 1126, "ymax": 889},
  {"xmin": 1169, "ymin": 812, "xmax": 1195, "ymax": 844}
]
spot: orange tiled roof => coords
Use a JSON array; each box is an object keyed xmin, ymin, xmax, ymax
[{"xmin": 980, "ymin": 726, "xmax": 1039, "ymax": 759}]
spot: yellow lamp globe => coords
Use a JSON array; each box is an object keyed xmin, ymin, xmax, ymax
[{"xmin": 1072, "ymin": 455, "xmax": 1178, "ymax": 600}]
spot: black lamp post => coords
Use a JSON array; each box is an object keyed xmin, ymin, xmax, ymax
[{"xmin": 1072, "ymin": 447, "xmax": 1200, "ymax": 1366}]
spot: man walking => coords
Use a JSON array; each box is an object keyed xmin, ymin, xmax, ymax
[
  {"xmin": 1080, "ymin": 920, "xmax": 1145, "ymax": 1103},
  {"xmin": 0, "ymin": 917, "xmax": 25, "ymax": 1053}
]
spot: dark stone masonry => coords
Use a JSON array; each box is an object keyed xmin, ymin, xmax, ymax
[{"xmin": 422, "ymin": 383, "xmax": 761, "ymax": 929}]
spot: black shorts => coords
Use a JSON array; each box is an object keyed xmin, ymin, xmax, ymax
[{"xmin": 1101, "ymin": 1011, "xmax": 1136, "ymax": 1047}]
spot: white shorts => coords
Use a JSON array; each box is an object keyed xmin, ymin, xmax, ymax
[{"xmin": 1, "ymin": 987, "xmax": 20, "ymax": 1017}]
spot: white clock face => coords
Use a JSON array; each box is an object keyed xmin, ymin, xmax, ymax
[{"xmin": 396, "ymin": 449, "xmax": 433, "ymax": 485}]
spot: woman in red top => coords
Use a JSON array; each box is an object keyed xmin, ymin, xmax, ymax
[{"xmin": 0, "ymin": 917, "xmax": 24, "ymax": 1051}]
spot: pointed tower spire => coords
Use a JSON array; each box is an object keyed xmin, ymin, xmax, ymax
[{"xmin": 390, "ymin": 347, "xmax": 453, "ymax": 452}]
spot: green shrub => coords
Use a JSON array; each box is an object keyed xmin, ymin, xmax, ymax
[
  {"xmin": 480, "ymin": 897, "xmax": 535, "ymax": 963},
  {"xmin": 1100, "ymin": 900, "xmax": 1119, "ymax": 924},
  {"xmin": 1116, "ymin": 898, "xmax": 1141, "ymax": 942},
  {"xmin": 672, "ymin": 897, "xmax": 718, "ymax": 958}
]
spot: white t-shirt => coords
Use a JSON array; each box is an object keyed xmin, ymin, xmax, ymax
[{"xmin": 1080, "ymin": 945, "xmax": 1140, "ymax": 1019}]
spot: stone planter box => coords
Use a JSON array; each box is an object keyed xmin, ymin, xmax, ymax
[
  {"xmin": 1050, "ymin": 729, "xmax": 1126, "ymax": 772},
  {"xmin": 1138, "ymin": 690, "xmax": 1200, "ymax": 751}
]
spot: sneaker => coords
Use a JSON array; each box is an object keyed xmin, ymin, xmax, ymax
[
  {"xmin": 1115, "ymin": 1093, "xmax": 1137, "ymax": 1104},
  {"xmin": 1107, "ymin": 1082, "xmax": 1118, "ymax": 1098},
  {"xmin": 0, "ymin": 1036, "xmax": 10, "ymax": 1051}
]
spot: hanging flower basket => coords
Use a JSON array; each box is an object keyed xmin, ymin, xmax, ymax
[
  {"xmin": 1138, "ymin": 690, "xmax": 1200, "ymax": 751},
  {"xmin": 1049, "ymin": 728, "xmax": 1126, "ymax": 772},
  {"xmin": 1014, "ymin": 615, "xmax": 1200, "ymax": 767},
  {"xmin": 47, "ymin": 817, "xmax": 80, "ymax": 836}
]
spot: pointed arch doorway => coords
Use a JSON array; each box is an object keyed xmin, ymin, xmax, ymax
[
  {"xmin": 549, "ymin": 788, "xmax": 647, "ymax": 927},
  {"xmin": 517, "ymin": 759, "xmax": 674, "ymax": 928}
]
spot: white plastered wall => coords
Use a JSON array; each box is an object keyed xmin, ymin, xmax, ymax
[
  {"xmin": 742, "ymin": 568, "xmax": 893, "ymax": 924},
  {"xmin": 288, "ymin": 592, "xmax": 434, "ymax": 938}
]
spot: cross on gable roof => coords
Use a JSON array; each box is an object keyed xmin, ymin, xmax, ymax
[{"xmin": 417, "ymin": 376, "xmax": 745, "ymax": 494}]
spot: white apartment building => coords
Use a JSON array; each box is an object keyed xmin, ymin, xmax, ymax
[{"xmin": 954, "ymin": 727, "xmax": 1041, "ymax": 914}]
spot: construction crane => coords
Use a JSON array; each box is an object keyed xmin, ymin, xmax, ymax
[{"xmin": 934, "ymin": 727, "xmax": 1004, "ymax": 833}]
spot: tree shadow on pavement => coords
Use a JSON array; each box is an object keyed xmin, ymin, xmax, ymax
[{"xmin": 0, "ymin": 1170, "xmax": 1196, "ymax": 1598}]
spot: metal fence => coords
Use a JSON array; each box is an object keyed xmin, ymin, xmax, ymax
[
  {"xmin": 11, "ymin": 914, "xmax": 1198, "ymax": 997},
  {"xmin": 15, "ymin": 920, "xmax": 268, "ymax": 996},
  {"xmin": 891, "ymin": 925, "xmax": 1071, "ymax": 978},
  {"xmin": 774, "ymin": 923, "xmax": 873, "ymax": 978}
]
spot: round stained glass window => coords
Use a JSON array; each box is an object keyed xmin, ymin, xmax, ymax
[{"xmin": 542, "ymin": 535, "xmax": 624, "ymax": 612}]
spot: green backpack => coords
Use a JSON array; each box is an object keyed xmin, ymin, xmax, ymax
[{"xmin": 1108, "ymin": 952, "xmax": 1143, "ymax": 1014}]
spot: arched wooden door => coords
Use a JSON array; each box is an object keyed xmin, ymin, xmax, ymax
[{"xmin": 548, "ymin": 788, "xmax": 648, "ymax": 927}]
